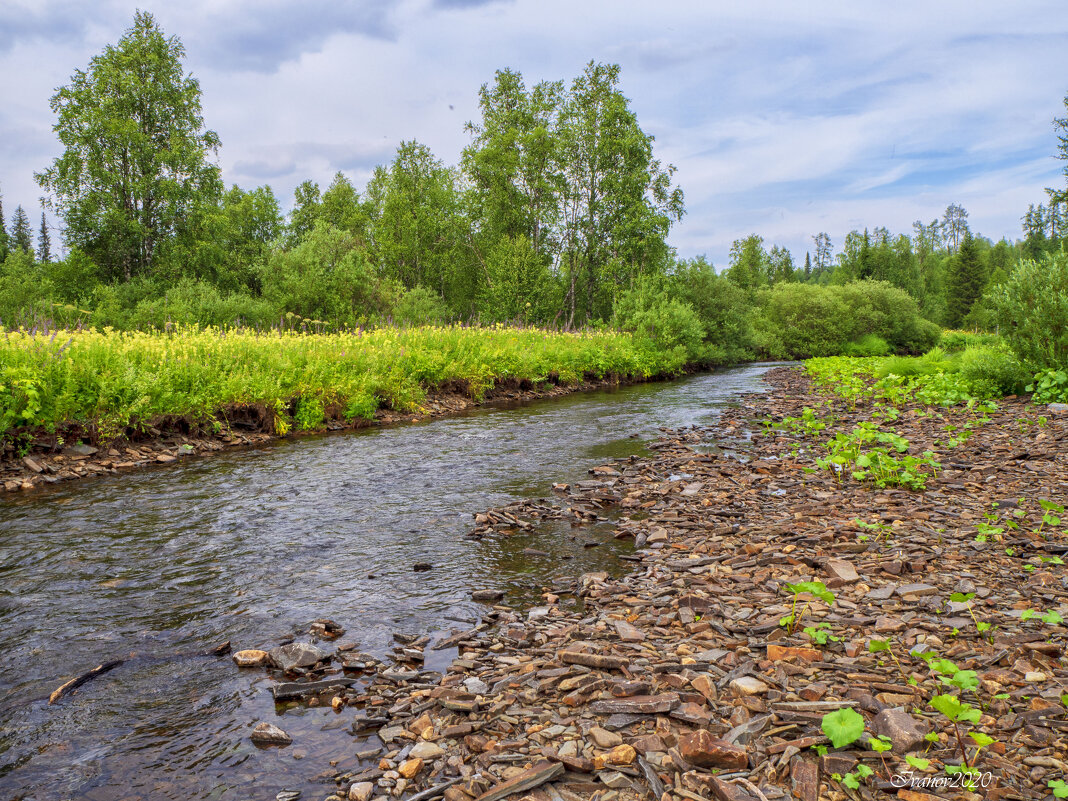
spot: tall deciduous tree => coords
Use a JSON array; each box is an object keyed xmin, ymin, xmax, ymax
[
  {"xmin": 941, "ymin": 203, "xmax": 969, "ymax": 253},
  {"xmin": 812, "ymin": 232, "xmax": 833, "ymax": 274},
  {"xmin": 725, "ymin": 235, "xmax": 769, "ymax": 293},
  {"xmin": 36, "ymin": 11, "xmax": 221, "ymax": 281},
  {"xmin": 367, "ymin": 140, "xmax": 470, "ymax": 310},
  {"xmin": 556, "ymin": 62, "xmax": 684, "ymax": 324},
  {"xmin": 463, "ymin": 68, "xmax": 564, "ymax": 259}
]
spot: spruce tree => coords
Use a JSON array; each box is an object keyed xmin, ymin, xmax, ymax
[
  {"xmin": 38, "ymin": 213, "xmax": 52, "ymax": 263},
  {"xmin": 11, "ymin": 205, "xmax": 33, "ymax": 256},
  {"xmin": 0, "ymin": 195, "xmax": 8, "ymax": 260},
  {"xmin": 945, "ymin": 232, "xmax": 985, "ymax": 328}
]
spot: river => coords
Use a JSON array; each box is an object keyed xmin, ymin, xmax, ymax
[{"xmin": 0, "ymin": 364, "xmax": 778, "ymax": 800}]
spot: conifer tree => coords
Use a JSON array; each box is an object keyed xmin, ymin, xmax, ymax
[
  {"xmin": 945, "ymin": 232, "xmax": 985, "ymax": 328},
  {"xmin": 38, "ymin": 213, "xmax": 52, "ymax": 263},
  {"xmin": 11, "ymin": 205, "xmax": 33, "ymax": 256}
]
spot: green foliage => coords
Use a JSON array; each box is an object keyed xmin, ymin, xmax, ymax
[
  {"xmin": 842, "ymin": 334, "xmax": 891, "ymax": 357},
  {"xmin": 1029, "ymin": 368, "xmax": 1068, "ymax": 403},
  {"xmin": 670, "ymin": 258, "xmax": 755, "ymax": 363},
  {"xmin": 821, "ymin": 707, "xmax": 866, "ymax": 749},
  {"xmin": 261, "ymin": 222, "xmax": 401, "ymax": 325},
  {"xmin": 392, "ymin": 286, "xmax": 450, "ymax": 327},
  {"xmin": 780, "ymin": 580, "xmax": 835, "ymax": 633},
  {"xmin": 940, "ymin": 330, "xmax": 1002, "ymax": 352},
  {"xmin": 993, "ymin": 247, "xmax": 1068, "ymax": 371},
  {"xmin": 35, "ymin": 11, "xmax": 222, "ymax": 282},
  {"xmin": 0, "ymin": 325, "xmax": 685, "ymax": 445},
  {"xmin": 945, "ymin": 233, "xmax": 986, "ymax": 328},
  {"xmin": 929, "ymin": 694, "xmax": 981, "ymax": 724},
  {"xmin": 0, "ymin": 251, "xmax": 53, "ymax": 325},
  {"xmin": 957, "ymin": 345, "xmax": 1029, "ymax": 396},
  {"xmin": 815, "ymin": 421, "xmax": 939, "ymax": 490},
  {"xmin": 477, "ymin": 235, "xmax": 559, "ymax": 323},
  {"xmin": 754, "ymin": 281, "xmax": 937, "ymax": 359}
]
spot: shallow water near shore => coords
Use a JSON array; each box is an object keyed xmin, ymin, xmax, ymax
[{"xmin": 0, "ymin": 364, "xmax": 781, "ymax": 800}]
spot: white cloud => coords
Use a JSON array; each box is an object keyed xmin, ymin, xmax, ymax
[{"xmin": 1, "ymin": 0, "xmax": 1066, "ymax": 266}]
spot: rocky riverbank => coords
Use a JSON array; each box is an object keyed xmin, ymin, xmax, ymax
[
  {"xmin": 236, "ymin": 366, "xmax": 1067, "ymax": 801},
  {"xmin": 0, "ymin": 372, "xmax": 673, "ymax": 493}
]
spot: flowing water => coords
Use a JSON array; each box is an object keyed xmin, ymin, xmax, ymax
[{"xmin": 0, "ymin": 364, "xmax": 779, "ymax": 800}]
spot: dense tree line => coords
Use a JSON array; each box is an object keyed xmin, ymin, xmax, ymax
[{"xmin": 2, "ymin": 12, "xmax": 1067, "ymax": 365}]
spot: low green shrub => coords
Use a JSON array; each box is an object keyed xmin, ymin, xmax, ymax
[
  {"xmin": 842, "ymin": 334, "xmax": 891, "ymax": 357},
  {"xmin": 941, "ymin": 330, "xmax": 1002, "ymax": 352},
  {"xmin": 993, "ymin": 247, "xmax": 1068, "ymax": 371},
  {"xmin": 1028, "ymin": 369, "xmax": 1068, "ymax": 403},
  {"xmin": 958, "ymin": 345, "xmax": 1029, "ymax": 397},
  {"xmin": 756, "ymin": 280, "xmax": 938, "ymax": 359}
]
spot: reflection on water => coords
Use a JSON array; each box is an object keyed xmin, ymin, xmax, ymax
[{"xmin": 0, "ymin": 364, "xmax": 778, "ymax": 800}]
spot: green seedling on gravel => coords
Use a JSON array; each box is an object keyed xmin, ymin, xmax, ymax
[
  {"xmin": 1020, "ymin": 608, "xmax": 1064, "ymax": 625},
  {"xmin": 821, "ymin": 706, "xmax": 866, "ymax": 748},
  {"xmin": 803, "ymin": 622, "xmax": 840, "ymax": 645},
  {"xmin": 949, "ymin": 592, "xmax": 993, "ymax": 641},
  {"xmin": 944, "ymin": 764, "xmax": 983, "ymax": 791},
  {"xmin": 929, "ymin": 694, "xmax": 982, "ymax": 768},
  {"xmin": 855, "ymin": 517, "xmax": 892, "ymax": 545},
  {"xmin": 974, "ymin": 522, "xmax": 1004, "ymax": 543},
  {"xmin": 905, "ymin": 755, "xmax": 932, "ymax": 771},
  {"xmin": 1040, "ymin": 555, "xmax": 1065, "ymax": 565},
  {"xmin": 1037, "ymin": 500, "xmax": 1064, "ymax": 534},
  {"xmin": 868, "ymin": 637, "xmax": 908, "ymax": 681},
  {"xmin": 869, "ymin": 734, "xmax": 894, "ymax": 777},
  {"xmin": 832, "ymin": 764, "xmax": 874, "ymax": 791},
  {"xmin": 780, "ymin": 581, "xmax": 835, "ymax": 634},
  {"xmin": 1050, "ymin": 779, "xmax": 1068, "ymax": 799}
]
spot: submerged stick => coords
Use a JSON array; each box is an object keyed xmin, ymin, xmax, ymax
[
  {"xmin": 47, "ymin": 640, "xmax": 230, "ymax": 705},
  {"xmin": 48, "ymin": 659, "xmax": 124, "ymax": 704}
]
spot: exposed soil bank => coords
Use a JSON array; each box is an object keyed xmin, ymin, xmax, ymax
[
  {"xmin": 0, "ymin": 369, "xmax": 693, "ymax": 493},
  {"xmin": 246, "ymin": 366, "xmax": 1067, "ymax": 801}
]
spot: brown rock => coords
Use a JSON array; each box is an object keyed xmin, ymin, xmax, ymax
[
  {"xmin": 790, "ymin": 756, "xmax": 819, "ymax": 801},
  {"xmin": 872, "ymin": 708, "xmax": 928, "ymax": 754},
  {"xmin": 397, "ymin": 757, "xmax": 423, "ymax": 779},
  {"xmin": 824, "ymin": 559, "xmax": 860, "ymax": 583},
  {"xmin": 559, "ymin": 650, "xmax": 628, "ymax": 670},
  {"xmin": 474, "ymin": 760, "xmax": 564, "ymax": 801},
  {"xmin": 692, "ymin": 674, "xmax": 718, "ymax": 702},
  {"xmin": 607, "ymin": 744, "xmax": 636, "ymax": 765},
  {"xmin": 588, "ymin": 726, "xmax": 622, "ymax": 748},
  {"xmin": 613, "ymin": 619, "xmax": 645, "ymax": 642},
  {"xmin": 250, "ymin": 722, "xmax": 291, "ymax": 745},
  {"xmin": 678, "ymin": 729, "xmax": 748, "ymax": 770},
  {"xmin": 767, "ymin": 644, "xmax": 822, "ymax": 663},
  {"xmin": 588, "ymin": 693, "xmax": 680, "ymax": 714}
]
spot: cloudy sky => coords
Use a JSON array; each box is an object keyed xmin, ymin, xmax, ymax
[{"xmin": 2, "ymin": 0, "xmax": 1067, "ymax": 265}]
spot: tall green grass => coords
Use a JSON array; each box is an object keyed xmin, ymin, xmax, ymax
[{"xmin": 0, "ymin": 324, "xmax": 686, "ymax": 443}]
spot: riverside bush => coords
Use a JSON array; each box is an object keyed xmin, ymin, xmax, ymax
[
  {"xmin": 993, "ymin": 247, "xmax": 1068, "ymax": 371},
  {"xmin": 755, "ymin": 281, "xmax": 938, "ymax": 359},
  {"xmin": 0, "ymin": 324, "xmax": 685, "ymax": 444},
  {"xmin": 958, "ymin": 345, "xmax": 1029, "ymax": 397},
  {"xmin": 612, "ymin": 271, "xmax": 751, "ymax": 366}
]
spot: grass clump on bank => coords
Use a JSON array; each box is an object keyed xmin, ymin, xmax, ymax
[
  {"xmin": 0, "ymin": 324, "xmax": 682, "ymax": 448},
  {"xmin": 806, "ymin": 338, "xmax": 1031, "ymax": 408}
]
